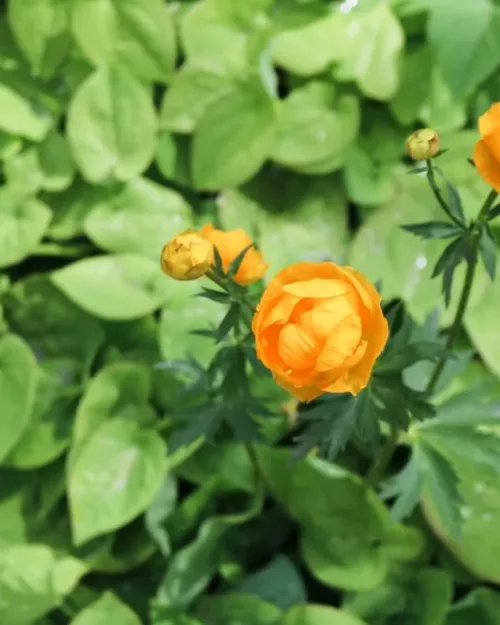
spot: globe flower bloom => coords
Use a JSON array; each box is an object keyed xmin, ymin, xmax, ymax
[
  {"xmin": 405, "ymin": 128, "xmax": 440, "ymax": 161},
  {"xmin": 473, "ymin": 103, "xmax": 500, "ymax": 191},
  {"xmin": 252, "ymin": 262, "xmax": 389, "ymax": 401},
  {"xmin": 201, "ymin": 224, "xmax": 268, "ymax": 286},
  {"xmin": 160, "ymin": 229, "xmax": 214, "ymax": 281}
]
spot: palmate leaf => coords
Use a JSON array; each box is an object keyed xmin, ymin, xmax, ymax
[{"xmin": 380, "ymin": 451, "xmax": 422, "ymax": 523}]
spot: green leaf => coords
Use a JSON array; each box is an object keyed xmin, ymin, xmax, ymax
[
  {"xmin": 160, "ymin": 63, "xmax": 234, "ymax": 133},
  {"xmin": 283, "ymin": 605, "xmax": 367, "ymax": 625},
  {"xmin": 380, "ymin": 452, "xmax": 423, "ymax": 523},
  {"xmin": 419, "ymin": 67, "xmax": 467, "ymax": 133},
  {"xmin": 418, "ymin": 443, "xmax": 462, "ymax": 541},
  {"xmin": 71, "ymin": 0, "xmax": 177, "ymax": 83},
  {"xmin": 236, "ymin": 555, "xmax": 307, "ymax": 611},
  {"xmin": 271, "ymin": 81, "xmax": 359, "ymax": 174},
  {"xmin": 67, "ymin": 65, "xmax": 157, "ymax": 183},
  {"xmin": 480, "ymin": 225, "xmax": 497, "ymax": 280},
  {"xmin": 84, "ymin": 177, "xmax": 193, "ymax": 260},
  {"xmin": 271, "ymin": 13, "xmax": 348, "ymax": 76},
  {"xmin": 51, "ymin": 254, "xmax": 168, "ymax": 320},
  {"xmin": 3, "ymin": 275, "xmax": 104, "ymax": 369},
  {"xmin": 447, "ymin": 588, "xmax": 500, "ymax": 625},
  {"xmin": 36, "ymin": 128, "xmax": 76, "ymax": 191},
  {"xmin": 333, "ymin": 2, "xmax": 404, "ymax": 101},
  {"xmin": 71, "ymin": 592, "xmax": 141, "ymax": 625},
  {"xmin": 197, "ymin": 593, "xmax": 282, "ymax": 625},
  {"xmin": 145, "ymin": 474, "xmax": 177, "ymax": 557},
  {"xmin": 0, "ymin": 82, "xmax": 52, "ymax": 140},
  {"xmin": 4, "ymin": 361, "xmax": 79, "ymax": 469},
  {"xmin": 192, "ymin": 77, "xmax": 276, "ymax": 190},
  {"xmin": 0, "ymin": 186, "xmax": 51, "ymax": 268},
  {"xmin": 0, "ymin": 334, "xmax": 38, "ymax": 463},
  {"xmin": 8, "ymin": 0, "xmax": 71, "ymax": 78},
  {"xmin": 401, "ymin": 221, "xmax": 463, "ymax": 240},
  {"xmin": 344, "ymin": 145, "xmax": 397, "ymax": 207},
  {"xmin": 256, "ymin": 447, "xmax": 424, "ymax": 591},
  {"xmin": 390, "ymin": 45, "xmax": 432, "ymax": 125},
  {"xmin": 0, "ymin": 545, "xmax": 86, "ymax": 625},
  {"xmin": 69, "ymin": 411, "xmax": 166, "ymax": 545},
  {"xmin": 428, "ymin": 0, "xmax": 500, "ymax": 98}
]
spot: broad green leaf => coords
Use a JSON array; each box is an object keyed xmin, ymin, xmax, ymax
[
  {"xmin": 71, "ymin": 0, "xmax": 177, "ymax": 83},
  {"xmin": 348, "ymin": 172, "xmax": 489, "ymax": 324},
  {"xmin": 333, "ymin": 2, "xmax": 404, "ymax": 101},
  {"xmin": 344, "ymin": 145, "xmax": 397, "ymax": 207},
  {"xmin": 69, "ymin": 411, "xmax": 166, "ymax": 545},
  {"xmin": 197, "ymin": 593, "xmax": 282, "ymax": 625},
  {"xmin": 5, "ymin": 362, "xmax": 79, "ymax": 468},
  {"xmin": 51, "ymin": 254, "xmax": 169, "ymax": 320},
  {"xmin": 237, "ymin": 555, "xmax": 307, "ymax": 611},
  {"xmin": 0, "ymin": 186, "xmax": 51, "ymax": 268},
  {"xmin": 218, "ymin": 167, "xmax": 348, "ymax": 276},
  {"xmin": 0, "ymin": 544, "xmax": 85, "ymax": 625},
  {"xmin": 446, "ymin": 588, "xmax": 500, "ymax": 625},
  {"xmin": 256, "ymin": 447, "xmax": 424, "ymax": 591},
  {"xmin": 419, "ymin": 67, "xmax": 468, "ymax": 133},
  {"xmin": 71, "ymin": 592, "xmax": 141, "ymax": 625},
  {"xmin": 0, "ymin": 83, "xmax": 52, "ymax": 140},
  {"xmin": 0, "ymin": 334, "xmax": 38, "ymax": 462},
  {"xmin": 271, "ymin": 13, "xmax": 348, "ymax": 76},
  {"xmin": 283, "ymin": 605, "xmax": 367, "ymax": 625},
  {"xmin": 192, "ymin": 77, "xmax": 276, "ymax": 190},
  {"xmin": 145, "ymin": 474, "xmax": 177, "ymax": 557},
  {"xmin": 428, "ymin": 0, "xmax": 500, "ymax": 98},
  {"xmin": 156, "ymin": 133, "xmax": 192, "ymax": 186},
  {"xmin": 4, "ymin": 148, "xmax": 44, "ymax": 195},
  {"xmin": 8, "ymin": 0, "xmax": 71, "ymax": 78},
  {"xmin": 84, "ymin": 177, "xmax": 192, "ymax": 260},
  {"xmin": 159, "ymin": 278, "xmax": 224, "ymax": 366},
  {"xmin": 3, "ymin": 275, "xmax": 104, "ymax": 368},
  {"xmin": 0, "ymin": 130, "xmax": 22, "ymax": 161},
  {"xmin": 271, "ymin": 82, "xmax": 359, "ymax": 174},
  {"xmin": 390, "ymin": 45, "xmax": 432, "ymax": 125},
  {"xmin": 67, "ymin": 66, "xmax": 156, "ymax": 183},
  {"xmin": 160, "ymin": 63, "xmax": 234, "ymax": 133},
  {"xmin": 72, "ymin": 361, "xmax": 151, "ymax": 455}
]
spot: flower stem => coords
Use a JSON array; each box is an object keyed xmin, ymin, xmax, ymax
[
  {"xmin": 366, "ymin": 426, "xmax": 398, "ymax": 488},
  {"xmin": 426, "ymin": 189, "xmax": 498, "ymax": 396}
]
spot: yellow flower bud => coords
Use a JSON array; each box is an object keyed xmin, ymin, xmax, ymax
[
  {"xmin": 405, "ymin": 128, "xmax": 440, "ymax": 161},
  {"xmin": 160, "ymin": 230, "xmax": 214, "ymax": 281}
]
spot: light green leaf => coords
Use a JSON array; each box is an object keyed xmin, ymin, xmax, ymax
[
  {"xmin": 160, "ymin": 63, "xmax": 234, "ymax": 133},
  {"xmin": 156, "ymin": 133, "xmax": 192, "ymax": 186},
  {"xmin": 419, "ymin": 67, "xmax": 467, "ymax": 133},
  {"xmin": 283, "ymin": 605, "xmax": 367, "ymax": 625},
  {"xmin": 3, "ymin": 275, "xmax": 104, "ymax": 368},
  {"xmin": 344, "ymin": 145, "xmax": 397, "ymax": 207},
  {"xmin": 197, "ymin": 593, "xmax": 282, "ymax": 625},
  {"xmin": 446, "ymin": 587, "xmax": 500, "ymax": 625},
  {"xmin": 84, "ymin": 177, "xmax": 192, "ymax": 260},
  {"xmin": 271, "ymin": 13, "xmax": 348, "ymax": 76},
  {"xmin": 428, "ymin": 0, "xmax": 500, "ymax": 98},
  {"xmin": 48, "ymin": 180, "xmax": 107, "ymax": 241},
  {"xmin": 271, "ymin": 82, "xmax": 359, "ymax": 174},
  {"xmin": 390, "ymin": 45, "xmax": 432, "ymax": 125},
  {"xmin": 0, "ymin": 544, "xmax": 85, "ymax": 625},
  {"xmin": 71, "ymin": 592, "xmax": 141, "ymax": 625},
  {"xmin": 67, "ymin": 66, "xmax": 156, "ymax": 183},
  {"xmin": 51, "ymin": 254, "xmax": 169, "ymax": 320},
  {"xmin": 69, "ymin": 411, "xmax": 166, "ymax": 545},
  {"xmin": 256, "ymin": 447, "xmax": 424, "ymax": 591},
  {"xmin": 192, "ymin": 77, "xmax": 275, "ymax": 190},
  {"xmin": 0, "ymin": 334, "xmax": 38, "ymax": 462},
  {"xmin": 71, "ymin": 0, "xmax": 177, "ymax": 83},
  {"xmin": 37, "ymin": 128, "xmax": 76, "ymax": 191},
  {"xmin": 8, "ymin": 0, "xmax": 71, "ymax": 78},
  {"xmin": 0, "ymin": 83, "xmax": 52, "ymax": 141},
  {"xmin": 5, "ymin": 361, "xmax": 79, "ymax": 469},
  {"xmin": 334, "ymin": 2, "xmax": 404, "ymax": 101},
  {"xmin": 0, "ymin": 185, "xmax": 51, "ymax": 268}
]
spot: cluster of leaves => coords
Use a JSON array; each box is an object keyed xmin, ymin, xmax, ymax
[{"xmin": 1, "ymin": 0, "xmax": 500, "ymax": 624}]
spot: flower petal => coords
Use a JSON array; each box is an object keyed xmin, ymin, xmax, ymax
[{"xmin": 473, "ymin": 139, "xmax": 500, "ymax": 192}]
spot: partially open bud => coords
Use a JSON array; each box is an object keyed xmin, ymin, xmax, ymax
[
  {"xmin": 160, "ymin": 230, "xmax": 214, "ymax": 281},
  {"xmin": 405, "ymin": 128, "xmax": 440, "ymax": 161}
]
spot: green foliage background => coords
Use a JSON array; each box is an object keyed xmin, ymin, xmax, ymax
[{"xmin": 2, "ymin": 0, "xmax": 500, "ymax": 623}]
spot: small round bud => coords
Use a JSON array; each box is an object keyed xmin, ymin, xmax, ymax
[
  {"xmin": 160, "ymin": 230, "xmax": 214, "ymax": 281},
  {"xmin": 405, "ymin": 128, "xmax": 440, "ymax": 161}
]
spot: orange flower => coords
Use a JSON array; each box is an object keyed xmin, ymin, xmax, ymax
[
  {"xmin": 252, "ymin": 262, "xmax": 389, "ymax": 402},
  {"xmin": 473, "ymin": 103, "xmax": 500, "ymax": 191},
  {"xmin": 201, "ymin": 224, "xmax": 268, "ymax": 286}
]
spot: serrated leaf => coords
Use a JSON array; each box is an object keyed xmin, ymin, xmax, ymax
[{"xmin": 381, "ymin": 452, "xmax": 422, "ymax": 524}]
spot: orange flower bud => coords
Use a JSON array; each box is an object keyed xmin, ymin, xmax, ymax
[
  {"xmin": 200, "ymin": 224, "xmax": 268, "ymax": 286},
  {"xmin": 405, "ymin": 128, "xmax": 440, "ymax": 161},
  {"xmin": 252, "ymin": 262, "xmax": 389, "ymax": 402},
  {"xmin": 473, "ymin": 103, "xmax": 500, "ymax": 192},
  {"xmin": 160, "ymin": 229, "xmax": 214, "ymax": 281}
]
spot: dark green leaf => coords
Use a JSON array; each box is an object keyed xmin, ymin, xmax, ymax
[
  {"xmin": 487, "ymin": 203, "xmax": 500, "ymax": 222},
  {"xmin": 432, "ymin": 237, "xmax": 464, "ymax": 278},
  {"xmin": 197, "ymin": 287, "xmax": 230, "ymax": 303},
  {"xmin": 215, "ymin": 303, "xmax": 240, "ymax": 343},
  {"xmin": 228, "ymin": 244, "xmax": 254, "ymax": 279},
  {"xmin": 446, "ymin": 182, "xmax": 466, "ymax": 226},
  {"xmin": 479, "ymin": 225, "xmax": 497, "ymax": 280},
  {"xmin": 380, "ymin": 452, "xmax": 422, "ymax": 524},
  {"xmin": 401, "ymin": 221, "xmax": 463, "ymax": 240}
]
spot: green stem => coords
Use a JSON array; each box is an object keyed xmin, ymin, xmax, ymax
[
  {"xmin": 425, "ymin": 189, "xmax": 498, "ymax": 396},
  {"xmin": 366, "ymin": 426, "xmax": 398, "ymax": 488}
]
